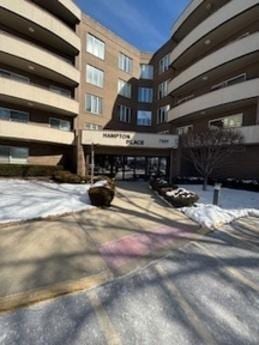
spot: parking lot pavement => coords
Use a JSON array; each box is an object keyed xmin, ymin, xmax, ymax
[{"xmin": 0, "ymin": 218, "xmax": 258, "ymax": 345}]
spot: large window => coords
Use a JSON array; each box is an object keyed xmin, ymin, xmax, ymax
[
  {"xmin": 86, "ymin": 94, "xmax": 103, "ymax": 115},
  {"xmin": 49, "ymin": 85, "xmax": 72, "ymax": 98},
  {"xmin": 87, "ymin": 33, "xmax": 105, "ymax": 60},
  {"xmin": 209, "ymin": 114, "xmax": 243, "ymax": 129},
  {"xmin": 140, "ymin": 64, "xmax": 154, "ymax": 79},
  {"xmin": 0, "ymin": 68, "xmax": 30, "ymax": 83},
  {"xmin": 118, "ymin": 79, "xmax": 132, "ymax": 98},
  {"xmin": 137, "ymin": 111, "xmax": 152, "ymax": 126},
  {"xmin": 158, "ymin": 80, "xmax": 169, "ymax": 99},
  {"xmin": 177, "ymin": 125, "xmax": 193, "ymax": 135},
  {"xmin": 119, "ymin": 53, "xmax": 133, "ymax": 73},
  {"xmin": 211, "ymin": 73, "xmax": 246, "ymax": 91},
  {"xmin": 0, "ymin": 145, "xmax": 28, "ymax": 164},
  {"xmin": 49, "ymin": 117, "xmax": 71, "ymax": 131},
  {"xmin": 157, "ymin": 105, "xmax": 170, "ymax": 124},
  {"xmin": 138, "ymin": 87, "xmax": 153, "ymax": 103},
  {"xmin": 159, "ymin": 54, "xmax": 170, "ymax": 74},
  {"xmin": 86, "ymin": 65, "xmax": 104, "ymax": 88},
  {"xmin": 118, "ymin": 105, "xmax": 132, "ymax": 123},
  {"xmin": 0, "ymin": 106, "xmax": 29, "ymax": 123}
]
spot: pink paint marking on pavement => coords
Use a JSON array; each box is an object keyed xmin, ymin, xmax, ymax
[{"xmin": 99, "ymin": 225, "xmax": 193, "ymax": 270}]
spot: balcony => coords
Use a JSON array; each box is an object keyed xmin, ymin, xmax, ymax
[
  {"xmin": 0, "ymin": 0, "xmax": 80, "ymax": 56},
  {"xmin": 169, "ymin": 32, "xmax": 259, "ymax": 94},
  {"xmin": 0, "ymin": 120, "xmax": 74, "ymax": 145},
  {"xmin": 171, "ymin": 0, "xmax": 258, "ymax": 67},
  {"xmin": 168, "ymin": 79, "xmax": 259, "ymax": 121},
  {"xmin": 31, "ymin": 0, "xmax": 81, "ymax": 25},
  {"xmin": 240, "ymin": 125, "xmax": 259, "ymax": 144},
  {"xmin": 0, "ymin": 76, "xmax": 79, "ymax": 116},
  {"xmin": 0, "ymin": 31, "xmax": 80, "ymax": 86}
]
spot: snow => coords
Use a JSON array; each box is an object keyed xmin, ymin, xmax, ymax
[
  {"xmin": 179, "ymin": 184, "xmax": 259, "ymax": 229},
  {"xmin": 0, "ymin": 179, "xmax": 96, "ymax": 224},
  {"xmin": 166, "ymin": 188, "xmax": 196, "ymax": 198}
]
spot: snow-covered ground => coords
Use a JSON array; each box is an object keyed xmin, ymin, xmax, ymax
[
  {"xmin": 0, "ymin": 179, "xmax": 94, "ymax": 224},
  {"xmin": 179, "ymin": 184, "xmax": 259, "ymax": 229}
]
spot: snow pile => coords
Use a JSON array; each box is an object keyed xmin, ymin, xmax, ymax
[
  {"xmin": 0, "ymin": 179, "xmax": 99, "ymax": 224},
  {"xmin": 178, "ymin": 184, "xmax": 259, "ymax": 229},
  {"xmin": 182, "ymin": 204, "xmax": 259, "ymax": 229},
  {"xmin": 166, "ymin": 188, "xmax": 197, "ymax": 199}
]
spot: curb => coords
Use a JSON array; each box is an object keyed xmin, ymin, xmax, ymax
[{"xmin": 0, "ymin": 270, "xmax": 114, "ymax": 313}]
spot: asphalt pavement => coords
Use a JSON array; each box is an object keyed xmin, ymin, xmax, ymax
[{"xmin": 0, "ymin": 217, "xmax": 258, "ymax": 345}]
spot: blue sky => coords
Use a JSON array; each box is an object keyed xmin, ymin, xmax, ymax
[{"xmin": 75, "ymin": 0, "xmax": 190, "ymax": 52}]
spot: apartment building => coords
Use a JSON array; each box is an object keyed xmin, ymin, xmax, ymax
[
  {"xmin": 168, "ymin": 0, "xmax": 259, "ymax": 178},
  {"xmin": 0, "ymin": 0, "xmax": 258, "ymax": 180},
  {"xmin": 76, "ymin": 14, "xmax": 178, "ymax": 178},
  {"xmin": 0, "ymin": 0, "xmax": 80, "ymax": 169}
]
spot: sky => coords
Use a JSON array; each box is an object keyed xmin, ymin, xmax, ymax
[{"xmin": 75, "ymin": 0, "xmax": 190, "ymax": 52}]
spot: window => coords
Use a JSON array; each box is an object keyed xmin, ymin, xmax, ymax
[
  {"xmin": 0, "ymin": 68, "xmax": 30, "ymax": 83},
  {"xmin": 140, "ymin": 64, "xmax": 154, "ymax": 79},
  {"xmin": 211, "ymin": 73, "xmax": 246, "ymax": 91},
  {"xmin": 86, "ymin": 65, "xmax": 104, "ymax": 88},
  {"xmin": 138, "ymin": 87, "xmax": 153, "ymax": 103},
  {"xmin": 0, "ymin": 145, "xmax": 28, "ymax": 164},
  {"xmin": 118, "ymin": 79, "xmax": 132, "ymax": 98},
  {"xmin": 49, "ymin": 85, "xmax": 71, "ymax": 98},
  {"xmin": 159, "ymin": 54, "xmax": 170, "ymax": 74},
  {"xmin": 177, "ymin": 125, "xmax": 193, "ymax": 135},
  {"xmin": 87, "ymin": 33, "xmax": 105, "ymax": 60},
  {"xmin": 158, "ymin": 80, "xmax": 169, "ymax": 99},
  {"xmin": 176, "ymin": 94, "xmax": 194, "ymax": 105},
  {"xmin": 119, "ymin": 53, "xmax": 133, "ymax": 73},
  {"xmin": 137, "ymin": 111, "xmax": 152, "ymax": 126},
  {"xmin": 0, "ymin": 106, "xmax": 29, "ymax": 123},
  {"xmin": 49, "ymin": 117, "xmax": 71, "ymax": 131},
  {"xmin": 157, "ymin": 105, "xmax": 170, "ymax": 124},
  {"xmin": 209, "ymin": 114, "xmax": 243, "ymax": 129},
  {"xmin": 118, "ymin": 105, "xmax": 132, "ymax": 123},
  {"xmin": 85, "ymin": 123, "xmax": 102, "ymax": 131},
  {"xmin": 86, "ymin": 94, "xmax": 103, "ymax": 115}
]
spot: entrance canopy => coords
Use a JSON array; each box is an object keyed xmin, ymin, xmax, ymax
[{"xmin": 81, "ymin": 130, "xmax": 179, "ymax": 149}]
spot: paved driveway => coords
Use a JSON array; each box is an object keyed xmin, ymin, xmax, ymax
[
  {"xmin": 0, "ymin": 181, "xmax": 201, "ymax": 311},
  {"xmin": 0, "ymin": 217, "xmax": 258, "ymax": 345}
]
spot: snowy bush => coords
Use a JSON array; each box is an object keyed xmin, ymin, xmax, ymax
[
  {"xmin": 89, "ymin": 186, "xmax": 114, "ymax": 207},
  {"xmin": 165, "ymin": 188, "xmax": 199, "ymax": 208},
  {"xmin": 53, "ymin": 170, "xmax": 83, "ymax": 184},
  {"xmin": 150, "ymin": 177, "xmax": 170, "ymax": 191}
]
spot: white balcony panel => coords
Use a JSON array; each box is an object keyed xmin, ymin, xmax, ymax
[
  {"xmin": 168, "ymin": 79, "xmax": 259, "ymax": 121},
  {"xmin": 169, "ymin": 32, "xmax": 259, "ymax": 94},
  {"xmin": 0, "ymin": 77, "xmax": 79, "ymax": 116},
  {"xmin": 171, "ymin": 0, "xmax": 258, "ymax": 64},
  {"xmin": 0, "ymin": 0, "xmax": 80, "ymax": 52},
  {"xmin": 0, "ymin": 120, "xmax": 74, "ymax": 145},
  {"xmin": 0, "ymin": 31, "xmax": 80, "ymax": 85}
]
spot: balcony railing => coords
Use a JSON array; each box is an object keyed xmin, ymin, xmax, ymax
[
  {"xmin": 0, "ymin": 76, "xmax": 79, "ymax": 115},
  {"xmin": 0, "ymin": 120, "xmax": 74, "ymax": 145}
]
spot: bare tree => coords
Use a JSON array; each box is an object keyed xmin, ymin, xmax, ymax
[{"xmin": 181, "ymin": 128, "xmax": 244, "ymax": 191}]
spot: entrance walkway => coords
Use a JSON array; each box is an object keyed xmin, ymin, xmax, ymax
[{"xmin": 0, "ymin": 182, "xmax": 203, "ymax": 311}]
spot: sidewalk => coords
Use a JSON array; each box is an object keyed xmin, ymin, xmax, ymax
[{"xmin": 0, "ymin": 181, "xmax": 205, "ymax": 311}]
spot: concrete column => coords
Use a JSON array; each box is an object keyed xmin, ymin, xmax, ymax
[
  {"xmin": 75, "ymin": 130, "xmax": 86, "ymax": 176},
  {"xmin": 169, "ymin": 148, "xmax": 182, "ymax": 183},
  {"xmin": 256, "ymin": 97, "xmax": 259, "ymax": 124}
]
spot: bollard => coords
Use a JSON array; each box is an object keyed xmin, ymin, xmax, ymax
[{"xmin": 213, "ymin": 183, "xmax": 221, "ymax": 205}]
